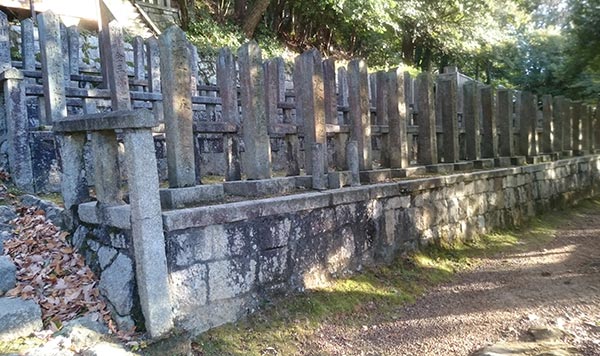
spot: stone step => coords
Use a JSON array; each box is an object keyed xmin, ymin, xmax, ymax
[{"xmin": 0, "ymin": 297, "xmax": 42, "ymax": 341}]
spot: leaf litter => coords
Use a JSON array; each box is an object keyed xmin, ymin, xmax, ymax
[{"xmin": 3, "ymin": 205, "xmax": 135, "ymax": 339}]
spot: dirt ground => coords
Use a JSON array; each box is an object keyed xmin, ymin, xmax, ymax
[{"xmin": 308, "ymin": 204, "xmax": 600, "ymax": 356}]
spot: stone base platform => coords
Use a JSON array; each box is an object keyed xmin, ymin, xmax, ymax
[
  {"xmin": 494, "ymin": 157, "xmax": 512, "ymax": 167},
  {"xmin": 474, "ymin": 159, "xmax": 495, "ymax": 169},
  {"xmin": 454, "ymin": 161, "xmax": 475, "ymax": 171},
  {"xmin": 426, "ymin": 163, "xmax": 455, "ymax": 174}
]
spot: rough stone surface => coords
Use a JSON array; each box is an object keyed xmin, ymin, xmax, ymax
[
  {"xmin": 57, "ymin": 315, "xmax": 109, "ymax": 352},
  {"xmin": 99, "ymin": 253, "xmax": 134, "ymax": 316},
  {"xmin": 0, "ymin": 297, "xmax": 43, "ymax": 341},
  {"xmin": 0, "ymin": 256, "xmax": 16, "ymax": 294},
  {"xmin": 0, "ymin": 205, "xmax": 16, "ymax": 223},
  {"xmin": 161, "ymin": 156, "xmax": 600, "ymax": 336},
  {"xmin": 80, "ymin": 342, "xmax": 135, "ymax": 356}
]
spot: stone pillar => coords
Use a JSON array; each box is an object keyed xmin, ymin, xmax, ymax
[
  {"xmin": 438, "ymin": 77, "xmax": 458, "ymax": 163},
  {"xmin": 1, "ymin": 69, "xmax": 33, "ymax": 192},
  {"xmin": 582, "ymin": 105, "xmax": 592, "ymax": 153},
  {"xmin": 415, "ymin": 72, "xmax": 437, "ymax": 165},
  {"xmin": 552, "ymin": 96, "xmax": 564, "ymax": 153},
  {"xmin": 217, "ymin": 47, "xmax": 242, "ymax": 181},
  {"xmin": 337, "ymin": 67, "xmax": 349, "ymax": 111},
  {"xmin": 159, "ymin": 26, "xmax": 197, "ymax": 187},
  {"xmin": 480, "ymin": 86, "xmax": 497, "ymax": 158},
  {"xmin": 323, "ymin": 59, "xmax": 338, "ymax": 125},
  {"xmin": 105, "ymin": 21, "xmax": 131, "ymax": 111},
  {"xmin": 0, "ymin": 12, "xmax": 9, "ymax": 72},
  {"xmin": 294, "ymin": 49, "xmax": 327, "ymax": 175},
  {"xmin": 95, "ymin": 19, "xmax": 129, "ymax": 205},
  {"xmin": 563, "ymin": 99, "xmax": 573, "ymax": 152},
  {"xmin": 311, "ymin": 143, "xmax": 326, "ymax": 190},
  {"xmin": 323, "ymin": 58, "xmax": 346, "ymax": 170},
  {"xmin": 37, "ymin": 11, "xmax": 67, "ymax": 121},
  {"xmin": 20, "ymin": 18, "xmax": 35, "ymax": 72},
  {"xmin": 376, "ymin": 71, "xmax": 390, "ymax": 167},
  {"xmin": 238, "ymin": 41, "xmax": 271, "ymax": 179},
  {"xmin": 346, "ymin": 140, "xmax": 360, "ymax": 186},
  {"xmin": 404, "ymin": 72, "xmax": 415, "ymax": 125},
  {"xmin": 592, "ymin": 102, "xmax": 600, "ymax": 153},
  {"xmin": 60, "ymin": 24, "xmax": 70, "ymax": 83},
  {"xmin": 497, "ymin": 89, "xmax": 514, "ymax": 157},
  {"xmin": 188, "ymin": 43, "xmax": 199, "ymax": 96},
  {"xmin": 122, "ymin": 128, "xmax": 173, "ymax": 338},
  {"xmin": 387, "ymin": 68, "xmax": 409, "ymax": 168},
  {"xmin": 572, "ymin": 101, "xmax": 583, "ymax": 154},
  {"xmin": 67, "ymin": 26, "xmax": 80, "ymax": 78},
  {"xmin": 145, "ymin": 37, "xmax": 164, "ymax": 122},
  {"xmin": 264, "ymin": 58, "xmax": 282, "ymax": 127},
  {"xmin": 519, "ymin": 91, "xmax": 537, "ymax": 157},
  {"xmin": 133, "ymin": 36, "xmax": 145, "ymax": 91},
  {"xmin": 38, "ymin": 11, "xmax": 88, "ymax": 210},
  {"xmin": 464, "ymin": 81, "xmax": 481, "ymax": 161},
  {"xmin": 347, "ymin": 59, "xmax": 372, "ymax": 170},
  {"xmin": 541, "ymin": 95, "xmax": 554, "ymax": 153}
]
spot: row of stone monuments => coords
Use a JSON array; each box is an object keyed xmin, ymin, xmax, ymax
[{"xmin": 0, "ymin": 1, "xmax": 598, "ymax": 338}]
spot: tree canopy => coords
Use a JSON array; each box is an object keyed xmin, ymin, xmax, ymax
[{"xmin": 179, "ymin": 0, "xmax": 600, "ymax": 101}]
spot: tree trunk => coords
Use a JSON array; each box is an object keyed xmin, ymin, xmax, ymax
[
  {"xmin": 242, "ymin": 0, "xmax": 271, "ymax": 38},
  {"xmin": 234, "ymin": 0, "xmax": 247, "ymax": 22},
  {"xmin": 401, "ymin": 25, "xmax": 415, "ymax": 66},
  {"xmin": 177, "ymin": 0, "xmax": 195, "ymax": 30}
]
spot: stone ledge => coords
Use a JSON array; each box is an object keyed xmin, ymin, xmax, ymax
[
  {"xmin": 78, "ymin": 202, "xmax": 131, "ymax": 229},
  {"xmin": 53, "ymin": 109, "xmax": 157, "ymax": 133},
  {"xmin": 160, "ymin": 185, "xmax": 225, "ymax": 209},
  {"xmin": 223, "ymin": 177, "xmax": 297, "ymax": 197}
]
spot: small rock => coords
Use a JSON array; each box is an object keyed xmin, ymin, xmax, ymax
[
  {"xmin": 0, "ymin": 205, "xmax": 16, "ymax": 224},
  {"xmin": 0, "ymin": 256, "xmax": 16, "ymax": 295},
  {"xmin": 0, "ymin": 297, "xmax": 43, "ymax": 341},
  {"xmin": 80, "ymin": 341, "xmax": 136, "ymax": 356},
  {"xmin": 530, "ymin": 326, "xmax": 564, "ymax": 341},
  {"xmin": 58, "ymin": 315, "xmax": 108, "ymax": 351},
  {"xmin": 19, "ymin": 194, "xmax": 41, "ymax": 208},
  {"xmin": 24, "ymin": 336, "xmax": 75, "ymax": 356}
]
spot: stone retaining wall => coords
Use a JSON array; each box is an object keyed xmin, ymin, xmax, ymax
[{"xmin": 75, "ymin": 155, "xmax": 600, "ymax": 335}]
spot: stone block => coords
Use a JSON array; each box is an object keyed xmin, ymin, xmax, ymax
[
  {"xmin": 328, "ymin": 171, "xmax": 352, "ymax": 189},
  {"xmin": 527, "ymin": 156, "xmax": 543, "ymax": 164},
  {"xmin": 169, "ymin": 263, "xmax": 208, "ymax": 317},
  {"xmin": 561, "ymin": 150, "xmax": 573, "ymax": 158},
  {"xmin": 160, "ymin": 184, "xmax": 225, "ymax": 209},
  {"xmin": 223, "ymin": 177, "xmax": 296, "ymax": 197},
  {"xmin": 426, "ymin": 163, "xmax": 455, "ymax": 174},
  {"xmin": 473, "ymin": 158, "xmax": 495, "ymax": 169},
  {"xmin": 77, "ymin": 202, "xmax": 131, "ymax": 229},
  {"xmin": 99, "ymin": 253, "xmax": 134, "ymax": 316},
  {"xmin": 391, "ymin": 166, "xmax": 427, "ymax": 178},
  {"xmin": 454, "ymin": 161, "xmax": 474, "ymax": 171},
  {"xmin": 510, "ymin": 156, "xmax": 527, "ymax": 166},
  {"xmin": 258, "ymin": 247, "xmax": 288, "ymax": 284},
  {"xmin": 494, "ymin": 157, "xmax": 512, "ymax": 167},
  {"xmin": 0, "ymin": 256, "xmax": 16, "ymax": 295},
  {"xmin": 359, "ymin": 169, "xmax": 392, "ymax": 183},
  {"xmin": 208, "ymin": 258, "xmax": 256, "ymax": 301},
  {"xmin": 0, "ymin": 297, "xmax": 42, "ymax": 341}
]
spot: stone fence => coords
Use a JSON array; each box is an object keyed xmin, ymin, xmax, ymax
[{"xmin": 0, "ymin": 2, "xmax": 599, "ymax": 339}]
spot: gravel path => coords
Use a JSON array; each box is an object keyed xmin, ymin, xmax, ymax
[{"xmin": 310, "ymin": 205, "xmax": 600, "ymax": 356}]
